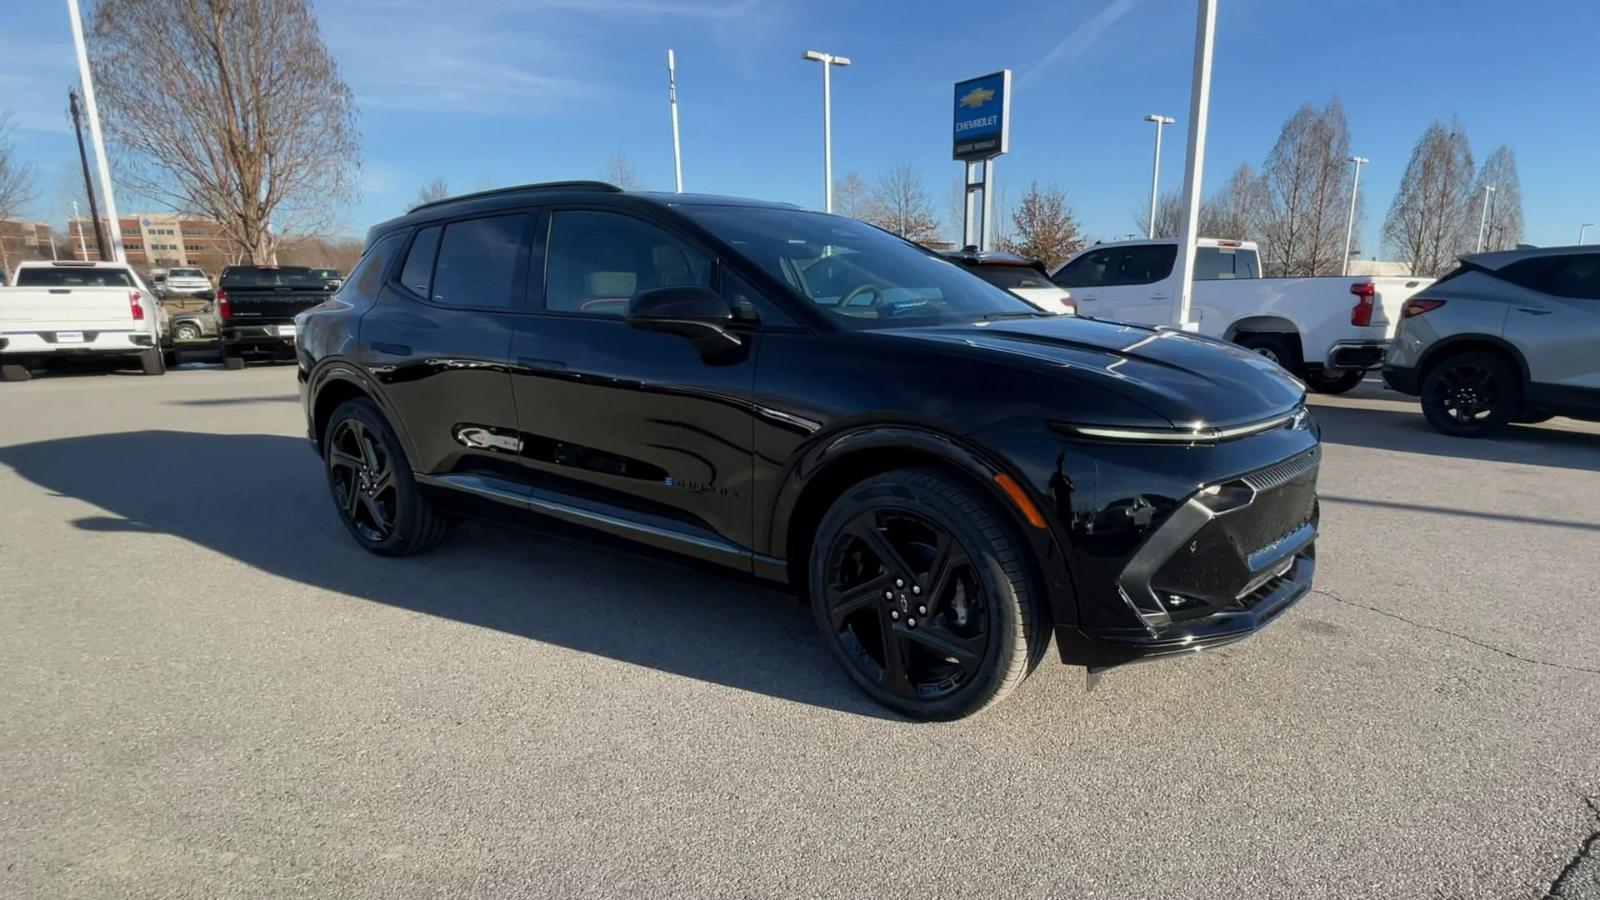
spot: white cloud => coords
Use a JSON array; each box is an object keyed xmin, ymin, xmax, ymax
[{"xmin": 1019, "ymin": 0, "xmax": 1139, "ymax": 86}]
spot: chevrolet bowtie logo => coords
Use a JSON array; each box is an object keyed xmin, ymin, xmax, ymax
[{"xmin": 958, "ymin": 86, "xmax": 994, "ymax": 109}]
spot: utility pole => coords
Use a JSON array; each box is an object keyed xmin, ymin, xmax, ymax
[
  {"xmin": 1341, "ymin": 156, "xmax": 1368, "ymax": 276},
  {"xmin": 67, "ymin": 0, "xmax": 125, "ymax": 264},
  {"xmin": 1143, "ymin": 115, "xmax": 1174, "ymax": 239},
  {"xmin": 667, "ymin": 50, "xmax": 683, "ymax": 193},
  {"xmin": 1170, "ymin": 0, "xmax": 1216, "ymax": 330},
  {"xmin": 68, "ymin": 90, "xmax": 107, "ymax": 261}
]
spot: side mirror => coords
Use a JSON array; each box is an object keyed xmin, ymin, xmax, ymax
[{"xmin": 626, "ymin": 286, "xmax": 743, "ymax": 359}]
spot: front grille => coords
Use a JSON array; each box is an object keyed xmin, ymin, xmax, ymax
[{"xmin": 1242, "ymin": 446, "xmax": 1320, "ymax": 493}]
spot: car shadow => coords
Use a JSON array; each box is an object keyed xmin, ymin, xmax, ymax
[
  {"xmin": 1310, "ymin": 399, "xmax": 1600, "ymax": 475},
  {"xmin": 0, "ymin": 430, "xmax": 894, "ymax": 720}
]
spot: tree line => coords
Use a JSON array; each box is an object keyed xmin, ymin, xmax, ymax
[{"xmin": 1143, "ymin": 96, "xmax": 1524, "ymax": 278}]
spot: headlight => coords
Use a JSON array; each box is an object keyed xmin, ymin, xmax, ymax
[{"xmin": 1053, "ymin": 407, "xmax": 1307, "ymax": 445}]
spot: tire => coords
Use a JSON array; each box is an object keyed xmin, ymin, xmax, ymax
[
  {"xmin": 163, "ymin": 350, "xmax": 180, "ymax": 370},
  {"xmin": 174, "ymin": 322, "xmax": 201, "ymax": 342},
  {"xmin": 1303, "ymin": 368, "xmax": 1366, "ymax": 394},
  {"xmin": 222, "ymin": 354, "xmax": 246, "ymax": 370},
  {"xmin": 1235, "ymin": 333, "xmax": 1300, "ymax": 372},
  {"xmin": 139, "ymin": 349, "xmax": 165, "ymax": 376},
  {"xmin": 1, "ymin": 363, "xmax": 31, "ymax": 382},
  {"xmin": 807, "ymin": 468, "xmax": 1041, "ymax": 720},
  {"xmin": 323, "ymin": 398, "xmax": 448, "ymax": 556},
  {"xmin": 1420, "ymin": 351, "xmax": 1518, "ymax": 437}
]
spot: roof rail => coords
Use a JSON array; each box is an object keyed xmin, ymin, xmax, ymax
[{"xmin": 408, "ymin": 180, "xmax": 622, "ymax": 213}]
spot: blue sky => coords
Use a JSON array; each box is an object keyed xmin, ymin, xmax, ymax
[{"xmin": 3, "ymin": 0, "xmax": 1596, "ymax": 252}]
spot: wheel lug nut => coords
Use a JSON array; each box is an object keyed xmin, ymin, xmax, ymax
[
  {"xmin": 890, "ymin": 610, "xmax": 900, "ymax": 620},
  {"xmin": 911, "ymin": 585, "xmax": 921, "ymax": 595},
  {"xmin": 895, "ymin": 578, "xmax": 904, "ymax": 588},
  {"xmin": 883, "ymin": 590, "xmax": 894, "ymax": 600},
  {"xmin": 907, "ymin": 618, "xmax": 916, "ymax": 628},
  {"xmin": 918, "ymin": 606, "xmax": 926, "ymax": 615}
]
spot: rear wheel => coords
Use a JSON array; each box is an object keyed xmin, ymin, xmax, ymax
[
  {"xmin": 222, "ymin": 354, "xmax": 246, "ymax": 370},
  {"xmin": 807, "ymin": 469, "xmax": 1040, "ymax": 720},
  {"xmin": 1304, "ymin": 368, "xmax": 1365, "ymax": 394},
  {"xmin": 1235, "ymin": 333, "xmax": 1300, "ymax": 372},
  {"xmin": 173, "ymin": 322, "xmax": 202, "ymax": 342},
  {"xmin": 323, "ymin": 398, "xmax": 448, "ymax": 556},
  {"xmin": 1420, "ymin": 351, "xmax": 1517, "ymax": 437},
  {"xmin": 1, "ymin": 363, "xmax": 31, "ymax": 382}
]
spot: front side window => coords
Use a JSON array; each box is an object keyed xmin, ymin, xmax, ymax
[
  {"xmin": 1053, "ymin": 248, "xmax": 1117, "ymax": 288},
  {"xmin": 429, "ymin": 214, "xmax": 528, "ymax": 308},
  {"xmin": 678, "ymin": 206, "xmax": 1038, "ymax": 329},
  {"xmin": 971, "ymin": 265, "xmax": 1054, "ymax": 290},
  {"xmin": 545, "ymin": 210, "xmax": 712, "ymax": 317}
]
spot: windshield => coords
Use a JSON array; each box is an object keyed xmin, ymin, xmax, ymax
[
  {"xmin": 15, "ymin": 267, "xmax": 135, "ymax": 288},
  {"xmin": 169, "ymin": 268, "xmax": 205, "ymax": 279},
  {"xmin": 220, "ymin": 266, "xmax": 334, "ymax": 289},
  {"xmin": 679, "ymin": 206, "xmax": 1038, "ymax": 328}
]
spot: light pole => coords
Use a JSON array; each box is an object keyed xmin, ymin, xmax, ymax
[
  {"xmin": 1170, "ymin": 0, "xmax": 1216, "ymax": 330},
  {"xmin": 1341, "ymin": 155, "xmax": 1368, "ymax": 276},
  {"xmin": 667, "ymin": 50, "xmax": 683, "ymax": 193},
  {"xmin": 802, "ymin": 49, "xmax": 850, "ymax": 212},
  {"xmin": 66, "ymin": 0, "xmax": 125, "ymax": 264},
  {"xmin": 1475, "ymin": 184, "xmax": 1496, "ymax": 253},
  {"xmin": 1579, "ymin": 224, "xmax": 1593, "ymax": 246},
  {"xmin": 1143, "ymin": 114, "xmax": 1174, "ymax": 239},
  {"xmin": 71, "ymin": 201, "xmax": 86, "ymax": 260}
]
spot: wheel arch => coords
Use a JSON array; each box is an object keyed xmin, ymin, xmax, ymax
[
  {"xmin": 1416, "ymin": 333, "xmax": 1531, "ymax": 392},
  {"xmin": 771, "ymin": 425, "xmax": 1060, "ymax": 629},
  {"xmin": 307, "ymin": 362, "xmax": 416, "ymax": 461},
  {"xmin": 1225, "ymin": 315, "xmax": 1300, "ymax": 341}
]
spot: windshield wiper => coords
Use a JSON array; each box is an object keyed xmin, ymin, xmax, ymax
[{"xmin": 977, "ymin": 311, "xmax": 1047, "ymax": 321}]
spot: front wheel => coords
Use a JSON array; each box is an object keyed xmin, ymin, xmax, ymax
[
  {"xmin": 138, "ymin": 349, "xmax": 165, "ymax": 376},
  {"xmin": 1304, "ymin": 368, "xmax": 1366, "ymax": 394},
  {"xmin": 808, "ymin": 469, "xmax": 1041, "ymax": 720},
  {"xmin": 1235, "ymin": 333, "xmax": 1300, "ymax": 372},
  {"xmin": 1420, "ymin": 351, "xmax": 1517, "ymax": 437},
  {"xmin": 323, "ymin": 398, "xmax": 449, "ymax": 555}
]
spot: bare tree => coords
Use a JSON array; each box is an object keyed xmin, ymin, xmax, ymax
[
  {"xmin": 605, "ymin": 150, "xmax": 641, "ymax": 190},
  {"xmin": 835, "ymin": 171, "xmax": 870, "ymax": 219},
  {"xmin": 277, "ymin": 234, "xmax": 364, "ymax": 271},
  {"xmin": 414, "ymin": 176, "xmax": 450, "ymax": 209},
  {"xmin": 89, "ymin": 0, "xmax": 359, "ymax": 264},
  {"xmin": 1136, "ymin": 189, "xmax": 1186, "ymax": 239},
  {"xmin": 1001, "ymin": 181, "xmax": 1083, "ymax": 269},
  {"xmin": 1257, "ymin": 97, "xmax": 1357, "ymax": 276},
  {"xmin": 864, "ymin": 163, "xmax": 940, "ymax": 244},
  {"xmin": 1382, "ymin": 119, "xmax": 1475, "ymax": 277},
  {"xmin": 0, "ymin": 113, "xmax": 39, "ymax": 273},
  {"xmin": 1198, "ymin": 162, "xmax": 1265, "ymax": 242},
  {"xmin": 1474, "ymin": 146, "xmax": 1524, "ymax": 252}
]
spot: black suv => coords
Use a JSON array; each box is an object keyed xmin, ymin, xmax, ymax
[{"xmin": 297, "ymin": 182, "xmax": 1321, "ymax": 719}]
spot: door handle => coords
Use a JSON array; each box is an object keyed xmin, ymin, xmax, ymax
[
  {"xmin": 1150, "ymin": 294, "xmax": 1169, "ymax": 300},
  {"xmin": 1515, "ymin": 307, "xmax": 1551, "ymax": 316},
  {"xmin": 371, "ymin": 341, "xmax": 411, "ymax": 356},
  {"xmin": 516, "ymin": 357, "xmax": 568, "ymax": 370}
]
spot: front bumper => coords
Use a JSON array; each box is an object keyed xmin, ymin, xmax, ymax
[{"xmin": 222, "ymin": 324, "xmax": 297, "ymax": 352}]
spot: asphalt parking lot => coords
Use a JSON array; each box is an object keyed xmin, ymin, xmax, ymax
[{"xmin": 1, "ymin": 366, "xmax": 1597, "ymax": 899}]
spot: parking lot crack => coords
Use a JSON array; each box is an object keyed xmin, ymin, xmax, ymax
[
  {"xmin": 1311, "ymin": 589, "xmax": 1600, "ymax": 676},
  {"xmin": 1543, "ymin": 797, "xmax": 1600, "ymax": 899}
]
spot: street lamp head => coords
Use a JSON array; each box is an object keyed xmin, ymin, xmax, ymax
[
  {"xmin": 802, "ymin": 49, "xmax": 826, "ymax": 62},
  {"xmin": 1484, "ymin": 184, "xmax": 1496, "ymax": 193},
  {"xmin": 803, "ymin": 50, "xmax": 848, "ymax": 66},
  {"xmin": 1349, "ymin": 156, "xmax": 1369, "ymax": 165},
  {"xmin": 1145, "ymin": 114, "xmax": 1174, "ymax": 125}
]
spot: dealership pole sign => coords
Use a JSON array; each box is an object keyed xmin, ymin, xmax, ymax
[
  {"xmin": 953, "ymin": 70, "xmax": 1010, "ymax": 251},
  {"xmin": 952, "ymin": 70, "xmax": 1010, "ymax": 161}
]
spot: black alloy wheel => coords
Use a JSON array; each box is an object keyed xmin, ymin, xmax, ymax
[
  {"xmin": 323, "ymin": 398, "xmax": 449, "ymax": 555},
  {"xmin": 1420, "ymin": 351, "xmax": 1516, "ymax": 437},
  {"xmin": 809, "ymin": 469, "xmax": 1038, "ymax": 720}
]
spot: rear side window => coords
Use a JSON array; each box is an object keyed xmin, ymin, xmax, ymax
[
  {"xmin": 398, "ymin": 226, "xmax": 441, "ymax": 298},
  {"xmin": 1114, "ymin": 245, "xmax": 1177, "ymax": 285},
  {"xmin": 15, "ymin": 267, "xmax": 134, "ymax": 288},
  {"xmin": 1053, "ymin": 248, "xmax": 1118, "ymax": 288},
  {"xmin": 1498, "ymin": 254, "xmax": 1600, "ymax": 299},
  {"xmin": 348, "ymin": 232, "xmax": 407, "ymax": 297},
  {"xmin": 544, "ymin": 210, "xmax": 712, "ymax": 317},
  {"xmin": 429, "ymin": 214, "xmax": 529, "ymax": 308},
  {"xmin": 1194, "ymin": 247, "xmax": 1259, "ymax": 280}
]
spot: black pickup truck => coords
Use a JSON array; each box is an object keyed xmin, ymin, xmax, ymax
[{"xmin": 216, "ymin": 266, "xmax": 340, "ymax": 369}]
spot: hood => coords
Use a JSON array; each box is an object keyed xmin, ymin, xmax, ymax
[{"xmin": 881, "ymin": 316, "xmax": 1306, "ymax": 428}]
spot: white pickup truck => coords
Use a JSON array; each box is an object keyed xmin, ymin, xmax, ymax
[
  {"xmin": 1051, "ymin": 238, "xmax": 1434, "ymax": 393},
  {"xmin": 1, "ymin": 261, "xmax": 166, "ymax": 382}
]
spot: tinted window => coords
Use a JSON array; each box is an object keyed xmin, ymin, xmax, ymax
[
  {"xmin": 348, "ymin": 232, "xmax": 407, "ymax": 297},
  {"xmin": 970, "ymin": 265, "xmax": 1054, "ymax": 290},
  {"xmin": 430, "ymin": 214, "xmax": 529, "ymax": 308},
  {"xmin": 1114, "ymin": 245, "xmax": 1177, "ymax": 285},
  {"xmin": 15, "ymin": 267, "xmax": 134, "ymax": 288},
  {"xmin": 219, "ymin": 267, "xmax": 330, "ymax": 289},
  {"xmin": 1053, "ymin": 248, "xmax": 1117, "ymax": 288},
  {"xmin": 399, "ymin": 226, "xmax": 441, "ymax": 297},
  {"xmin": 723, "ymin": 270, "xmax": 796, "ymax": 326},
  {"xmin": 1545, "ymin": 254, "xmax": 1600, "ymax": 300},
  {"xmin": 545, "ymin": 210, "xmax": 711, "ymax": 317},
  {"xmin": 1194, "ymin": 246, "xmax": 1259, "ymax": 280},
  {"xmin": 678, "ymin": 205, "xmax": 1038, "ymax": 330}
]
